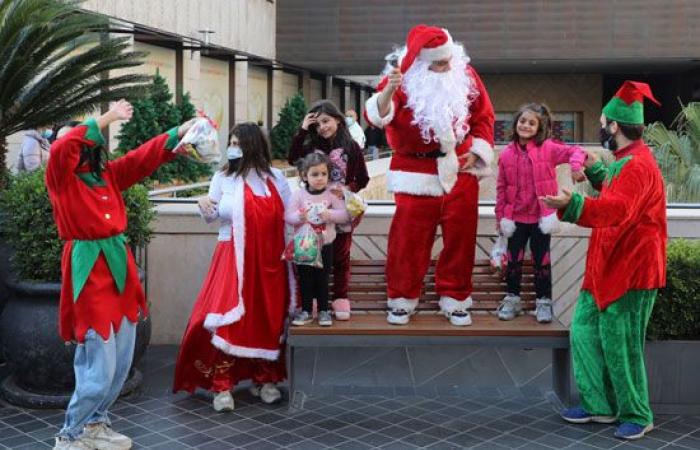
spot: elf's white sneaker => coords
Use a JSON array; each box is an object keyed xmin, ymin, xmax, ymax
[
  {"xmin": 251, "ymin": 383, "xmax": 282, "ymax": 404},
  {"xmin": 53, "ymin": 437, "xmax": 95, "ymax": 450},
  {"xmin": 80, "ymin": 422, "xmax": 132, "ymax": 449},
  {"xmin": 212, "ymin": 391, "xmax": 235, "ymax": 412}
]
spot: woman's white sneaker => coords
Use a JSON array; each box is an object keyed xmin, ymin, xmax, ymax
[{"xmin": 212, "ymin": 391, "xmax": 235, "ymax": 412}]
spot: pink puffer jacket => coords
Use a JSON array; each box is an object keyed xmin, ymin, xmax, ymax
[{"xmin": 496, "ymin": 139, "xmax": 585, "ymax": 233}]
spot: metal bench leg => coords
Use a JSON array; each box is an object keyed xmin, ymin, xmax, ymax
[
  {"xmin": 552, "ymin": 347, "xmax": 571, "ymax": 407},
  {"xmin": 287, "ymin": 345, "xmax": 296, "ymax": 409}
]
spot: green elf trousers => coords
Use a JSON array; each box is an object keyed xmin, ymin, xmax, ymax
[{"xmin": 570, "ymin": 289, "xmax": 656, "ymax": 426}]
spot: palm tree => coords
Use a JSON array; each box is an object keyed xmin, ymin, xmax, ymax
[
  {"xmin": 645, "ymin": 102, "xmax": 700, "ymax": 203},
  {"xmin": 0, "ymin": 0, "xmax": 150, "ymax": 187}
]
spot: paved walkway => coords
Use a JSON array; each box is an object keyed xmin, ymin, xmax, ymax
[{"xmin": 1, "ymin": 347, "xmax": 699, "ymax": 450}]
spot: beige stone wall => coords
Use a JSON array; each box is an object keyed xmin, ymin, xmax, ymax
[
  {"xmin": 481, "ymin": 73, "xmax": 603, "ymax": 143},
  {"xmin": 309, "ymin": 78, "xmax": 323, "ymax": 105},
  {"xmin": 81, "ymin": 0, "xmax": 276, "ymax": 59}
]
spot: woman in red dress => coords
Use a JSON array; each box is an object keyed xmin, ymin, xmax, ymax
[{"xmin": 173, "ymin": 123, "xmax": 294, "ymax": 411}]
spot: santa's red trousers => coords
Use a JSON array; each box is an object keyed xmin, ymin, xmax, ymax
[
  {"xmin": 386, "ymin": 173, "xmax": 479, "ymax": 301},
  {"xmin": 332, "ymin": 232, "xmax": 352, "ymax": 299}
]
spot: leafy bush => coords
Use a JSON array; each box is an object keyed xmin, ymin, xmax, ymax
[
  {"xmin": 647, "ymin": 239, "xmax": 700, "ymax": 340},
  {"xmin": 0, "ymin": 169, "xmax": 155, "ymax": 282}
]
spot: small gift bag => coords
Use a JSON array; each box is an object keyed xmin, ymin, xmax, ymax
[
  {"xmin": 490, "ymin": 233, "xmax": 508, "ymax": 272},
  {"xmin": 173, "ymin": 114, "xmax": 220, "ymax": 164},
  {"xmin": 343, "ymin": 189, "xmax": 367, "ymax": 228},
  {"xmin": 282, "ymin": 223, "xmax": 324, "ymax": 268}
]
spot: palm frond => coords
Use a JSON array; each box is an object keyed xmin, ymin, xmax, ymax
[{"xmin": 0, "ymin": 0, "xmax": 149, "ymax": 137}]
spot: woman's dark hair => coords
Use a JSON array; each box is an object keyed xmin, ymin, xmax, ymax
[
  {"xmin": 78, "ymin": 145, "xmax": 109, "ymax": 178},
  {"xmin": 222, "ymin": 122, "xmax": 273, "ymax": 178},
  {"xmin": 510, "ymin": 103, "xmax": 553, "ymax": 145},
  {"xmin": 296, "ymin": 152, "xmax": 331, "ymax": 187},
  {"xmin": 49, "ymin": 120, "xmax": 80, "ymax": 143},
  {"xmin": 305, "ymin": 99, "xmax": 355, "ymax": 151}
]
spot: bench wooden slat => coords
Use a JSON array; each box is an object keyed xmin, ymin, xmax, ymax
[{"xmin": 291, "ymin": 314, "xmax": 567, "ymax": 337}]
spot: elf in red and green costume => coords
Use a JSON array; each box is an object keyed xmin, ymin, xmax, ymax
[
  {"xmin": 542, "ymin": 81, "xmax": 667, "ymax": 441},
  {"xmin": 46, "ymin": 100, "xmax": 194, "ymax": 450}
]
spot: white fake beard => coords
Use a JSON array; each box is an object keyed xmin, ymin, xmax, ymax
[{"xmin": 402, "ymin": 48, "xmax": 475, "ymax": 144}]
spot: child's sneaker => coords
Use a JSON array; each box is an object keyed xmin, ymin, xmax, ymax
[
  {"xmin": 387, "ymin": 308, "xmax": 412, "ymax": 325},
  {"xmin": 292, "ymin": 310, "xmax": 313, "ymax": 326},
  {"xmin": 561, "ymin": 406, "xmax": 616, "ymax": 424},
  {"xmin": 332, "ymin": 298, "xmax": 351, "ymax": 320},
  {"xmin": 497, "ymin": 294, "xmax": 522, "ymax": 320},
  {"xmin": 536, "ymin": 297, "xmax": 553, "ymax": 323},
  {"xmin": 318, "ymin": 310, "xmax": 333, "ymax": 326},
  {"xmin": 614, "ymin": 422, "xmax": 653, "ymax": 440}
]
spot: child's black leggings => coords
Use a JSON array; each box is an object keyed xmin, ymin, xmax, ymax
[
  {"xmin": 297, "ymin": 244, "xmax": 334, "ymax": 312},
  {"xmin": 505, "ymin": 222, "xmax": 552, "ymax": 299}
]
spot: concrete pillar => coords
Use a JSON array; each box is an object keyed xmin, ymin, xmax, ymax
[{"xmin": 234, "ymin": 60, "xmax": 249, "ymax": 124}]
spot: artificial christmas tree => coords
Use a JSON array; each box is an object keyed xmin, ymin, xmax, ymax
[
  {"xmin": 116, "ymin": 71, "xmax": 212, "ymax": 184},
  {"xmin": 270, "ymin": 93, "xmax": 307, "ymax": 160}
]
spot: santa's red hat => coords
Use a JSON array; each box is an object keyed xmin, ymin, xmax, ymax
[{"xmin": 400, "ymin": 25, "xmax": 454, "ymax": 73}]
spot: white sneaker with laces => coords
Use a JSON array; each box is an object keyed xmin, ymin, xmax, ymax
[
  {"xmin": 212, "ymin": 391, "xmax": 235, "ymax": 412},
  {"xmin": 80, "ymin": 422, "xmax": 132, "ymax": 449},
  {"xmin": 251, "ymin": 383, "xmax": 282, "ymax": 404},
  {"xmin": 53, "ymin": 437, "xmax": 95, "ymax": 450}
]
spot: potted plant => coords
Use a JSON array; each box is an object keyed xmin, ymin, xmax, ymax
[
  {"xmin": 0, "ymin": 169, "xmax": 156, "ymax": 408},
  {"xmin": 645, "ymin": 238, "xmax": 700, "ymax": 414}
]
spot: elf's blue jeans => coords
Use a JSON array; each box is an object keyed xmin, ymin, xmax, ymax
[{"xmin": 57, "ymin": 321, "xmax": 136, "ymax": 440}]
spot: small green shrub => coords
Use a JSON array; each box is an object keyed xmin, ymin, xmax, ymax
[
  {"xmin": 0, "ymin": 168, "xmax": 155, "ymax": 282},
  {"xmin": 647, "ymin": 239, "xmax": 700, "ymax": 340}
]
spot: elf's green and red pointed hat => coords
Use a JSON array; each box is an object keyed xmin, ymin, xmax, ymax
[{"xmin": 602, "ymin": 81, "xmax": 661, "ymax": 125}]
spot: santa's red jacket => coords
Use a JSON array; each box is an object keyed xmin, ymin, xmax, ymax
[{"xmin": 365, "ymin": 65, "xmax": 494, "ymax": 196}]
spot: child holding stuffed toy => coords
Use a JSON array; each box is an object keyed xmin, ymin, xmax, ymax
[
  {"xmin": 286, "ymin": 152, "xmax": 349, "ymax": 327},
  {"xmin": 495, "ymin": 103, "xmax": 586, "ymax": 323}
]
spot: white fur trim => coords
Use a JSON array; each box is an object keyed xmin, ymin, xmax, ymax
[
  {"xmin": 387, "ymin": 170, "xmax": 444, "ymax": 196},
  {"xmin": 387, "ymin": 297, "xmax": 419, "ymax": 312},
  {"xmin": 538, "ymin": 213, "xmax": 560, "ymax": 235},
  {"xmin": 437, "ymin": 152, "xmax": 459, "ymax": 193},
  {"xmin": 462, "ymin": 137, "xmax": 494, "ymax": 179},
  {"xmin": 436, "ymin": 127, "xmax": 458, "ymax": 193},
  {"xmin": 418, "ymin": 29, "xmax": 455, "ymax": 62},
  {"xmin": 439, "ymin": 295, "xmax": 473, "ymax": 313},
  {"xmin": 210, "ymin": 335, "xmax": 280, "ymax": 361},
  {"xmin": 365, "ymin": 92, "xmax": 395, "ymax": 129},
  {"xmin": 500, "ymin": 218, "xmax": 516, "ymax": 238}
]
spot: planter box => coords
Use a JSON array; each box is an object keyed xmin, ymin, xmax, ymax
[{"xmin": 647, "ymin": 340, "xmax": 700, "ymax": 415}]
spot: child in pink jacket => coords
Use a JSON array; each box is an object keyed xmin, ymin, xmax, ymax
[
  {"xmin": 286, "ymin": 152, "xmax": 349, "ymax": 327},
  {"xmin": 495, "ymin": 103, "xmax": 586, "ymax": 323}
]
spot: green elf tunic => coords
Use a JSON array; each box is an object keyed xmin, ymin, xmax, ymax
[
  {"xmin": 558, "ymin": 139, "xmax": 667, "ymax": 426},
  {"xmin": 45, "ymin": 119, "xmax": 178, "ymax": 343}
]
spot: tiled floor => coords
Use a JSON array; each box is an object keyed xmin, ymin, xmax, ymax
[{"xmin": 1, "ymin": 346, "xmax": 699, "ymax": 450}]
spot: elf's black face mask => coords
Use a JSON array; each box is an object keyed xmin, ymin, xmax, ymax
[{"xmin": 599, "ymin": 126, "xmax": 618, "ymax": 152}]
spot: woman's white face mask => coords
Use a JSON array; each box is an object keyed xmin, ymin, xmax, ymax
[{"xmin": 227, "ymin": 145, "xmax": 243, "ymax": 160}]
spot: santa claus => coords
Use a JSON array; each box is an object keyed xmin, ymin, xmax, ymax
[{"xmin": 365, "ymin": 24, "xmax": 495, "ymax": 326}]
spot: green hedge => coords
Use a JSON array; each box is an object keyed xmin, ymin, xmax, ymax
[
  {"xmin": 0, "ymin": 169, "xmax": 154, "ymax": 282},
  {"xmin": 647, "ymin": 239, "xmax": 700, "ymax": 340}
]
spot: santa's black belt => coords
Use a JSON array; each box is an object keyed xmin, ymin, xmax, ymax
[{"xmin": 412, "ymin": 149, "xmax": 446, "ymax": 158}]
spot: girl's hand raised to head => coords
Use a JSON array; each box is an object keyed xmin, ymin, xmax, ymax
[{"xmin": 301, "ymin": 113, "xmax": 318, "ymax": 130}]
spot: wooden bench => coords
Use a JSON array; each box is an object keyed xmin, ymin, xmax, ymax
[{"xmin": 288, "ymin": 259, "xmax": 571, "ymax": 406}]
